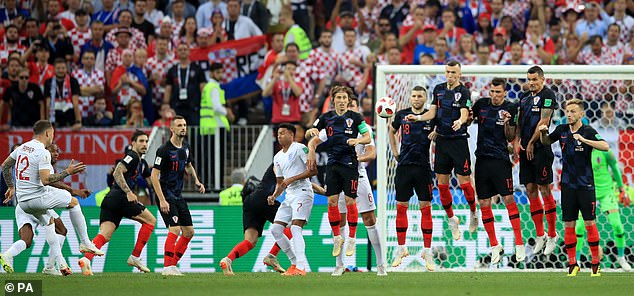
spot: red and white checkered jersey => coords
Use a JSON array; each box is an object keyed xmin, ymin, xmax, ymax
[
  {"xmin": 68, "ymin": 27, "xmax": 92, "ymax": 57},
  {"xmin": 577, "ymin": 46, "xmax": 620, "ymax": 65},
  {"xmin": 606, "ymin": 42, "xmax": 626, "ymax": 64},
  {"xmin": 146, "ymin": 54, "xmax": 177, "ymax": 106},
  {"xmin": 502, "ymin": 1, "xmax": 529, "ymax": 32},
  {"xmin": 308, "ymin": 47, "xmax": 338, "ymax": 82},
  {"xmin": 610, "ymin": 15, "xmax": 634, "ymax": 44},
  {"xmin": 106, "ymin": 27, "xmax": 147, "ymax": 50},
  {"xmin": 336, "ymin": 47, "xmax": 367, "ymax": 89},
  {"xmin": 105, "ymin": 48, "xmax": 125, "ymax": 73},
  {"xmin": 522, "ymin": 37, "xmax": 542, "ymax": 65},
  {"xmin": 489, "ymin": 45, "xmax": 510, "ymax": 64},
  {"xmin": 295, "ymin": 58, "xmax": 317, "ymax": 112},
  {"xmin": 0, "ymin": 43, "xmax": 25, "ymax": 66},
  {"xmin": 115, "ymin": 71, "xmax": 142, "ymax": 106},
  {"xmin": 72, "ymin": 68, "xmax": 105, "ymax": 117}
]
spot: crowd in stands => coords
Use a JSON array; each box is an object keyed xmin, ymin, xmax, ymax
[{"xmin": 0, "ymin": 0, "xmax": 633, "ymax": 132}]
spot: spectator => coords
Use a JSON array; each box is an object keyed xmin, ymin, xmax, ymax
[
  {"xmin": 380, "ymin": 0, "xmax": 410, "ymax": 37},
  {"xmin": 506, "ymin": 41, "xmax": 526, "ymax": 66},
  {"xmin": 399, "ymin": 5, "xmax": 427, "ymax": 64},
  {"xmin": 44, "ymin": 58, "xmax": 81, "ymax": 130},
  {"xmin": 42, "ymin": 0, "xmax": 74, "ymax": 31},
  {"xmin": 523, "ymin": 18, "xmax": 553, "ymax": 65},
  {"xmin": 561, "ymin": 4, "xmax": 581, "ymax": 38},
  {"xmin": 385, "ymin": 47, "xmax": 402, "ymax": 65},
  {"xmin": 105, "ymin": 28, "xmax": 134, "ymax": 81},
  {"xmin": 84, "ymin": 97, "xmax": 114, "ymax": 127},
  {"xmin": 335, "ymin": 29, "xmax": 368, "ymax": 92},
  {"xmin": 27, "ymin": 45, "xmax": 54, "ymax": 88},
  {"xmin": 475, "ymin": 13, "xmax": 493, "ymax": 46},
  {"xmin": 0, "ymin": 24, "xmax": 26, "ymax": 67},
  {"xmin": 489, "ymin": 27, "xmax": 510, "ymax": 64},
  {"xmin": 178, "ymin": 16, "xmax": 199, "ymax": 48},
  {"xmin": 132, "ymin": 0, "xmax": 156, "ymax": 43},
  {"xmin": 257, "ymin": 32, "xmax": 284, "ymax": 82},
  {"xmin": 331, "ymin": 4, "xmax": 361, "ymax": 53},
  {"xmin": 21, "ymin": 18, "xmax": 41, "ymax": 48},
  {"xmin": 368, "ymin": 16, "xmax": 395, "ymax": 53},
  {"xmin": 209, "ymin": 10, "xmax": 227, "ymax": 45},
  {"xmin": 73, "ymin": 51, "xmax": 105, "ymax": 119},
  {"xmin": 145, "ymin": 0, "xmax": 165, "ymax": 27},
  {"xmin": 147, "ymin": 36, "xmax": 177, "ymax": 116},
  {"xmin": 168, "ymin": 0, "xmax": 187, "ymax": 37},
  {"xmin": 3, "ymin": 56, "xmax": 21, "ymax": 81},
  {"xmin": 93, "ymin": 0, "xmax": 120, "ymax": 30},
  {"xmin": 166, "ymin": 0, "xmax": 197, "ymax": 20},
  {"xmin": 241, "ymin": 0, "xmax": 270, "ymax": 34},
  {"xmin": 120, "ymin": 98, "xmax": 149, "ymax": 127},
  {"xmin": 412, "ymin": 25, "xmax": 437, "ymax": 65},
  {"xmin": 591, "ymin": 102, "xmax": 627, "ymax": 131},
  {"xmin": 359, "ymin": 0, "xmax": 383, "ymax": 44},
  {"xmin": 610, "ymin": 0, "xmax": 633, "ymax": 44},
  {"xmin": 164, "ymin": 43, "xmax": 207, "ymax": 125},
  {"xmin": 575, "ymin": 2, "xmax": 611, "ymax": 39},
  {"xmin": 68, "ymin": 9, "xmax": 92, "ymax": 63},
  {"xmin": 106, "ymin": 10, "xmax": 147, "ymax": 50},
  {"xmin": 559, "ymin": 33, "xmax": 586, "ymax": 65},
  {"xmin": 577, "ymin": 35, "xmax": 620, "ymax": 65},
  {"xmin": 0, "ymin": 0, "xmax": 29, "ymax": 26},
  {"xmin": 502, "ymin": 0, "xmax": 529, "ymax": 32},
  {"xmin": 225, "ymin": 0, "xmax": 262, "ymax": 40},
  {"xmin": 219, "ymin": 168, "xmax": 246, "ymax": 206},
  {"xmin": 378, "ymin": 32, "xmax": 399, "ymax": 62},
  {"xmin": 59, "ymin": 0, "xmax": 82, "ymax": 26},
  {"xmin": 307, "ymin": 30, "xmax": 338, "ymax": 104},
  {"xmin": 281, "ymin": 7, "xmax": 311, "ymax": 60},
  {"xmin": 499, "ymin": 15, "xmax": 523, "ymax": 43},
  {"xmin": 200, "ymin": 62, "xmax": 233, "ymax": 134},
  {"xmin": 438, "ymin": 9, "xmax": 467, "ymax": 55},
  {"xmin": 0, "ymin": 67, "xmax": 44, "ymax": 128},
  {"xmin": 197, "ymin": 0, "xmax": 229, "ymax": 29},
  {"xmin": 110, "ymin": 49, "xmax": 149, "ymax": 120},
  {"xmin": 80, "ymin": 21, "xmax": 114, "ymax": 74},
  {"xmin": 147, "ymin": 16, "xmax": 176, "ymax": 57},
  {"xmin": 262, "ymin": 60, "xmax": 303, "ymax": 125},
  {"xmin": 454, "ymin": 33, "xmax": 476, "ymax": 65},
  {"xmin": 606, "ymin": 23, "xmax": 626, "ymax": 64},
  {"xmin": 433, "ymin": 36, "xmax": 451, "ymax": 64},
  {"xmin": 489, "ymin": 0, "xmax": 504, "ymax": 28},
  {"xmin": 42, "ymin": 19, "xmax": 74, "ymax": 64},
  {"xmin": 152, "ymin": 103, "xmax": 175, "ymax": 127}
]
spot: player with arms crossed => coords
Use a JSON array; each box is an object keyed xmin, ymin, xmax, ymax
[
  {"xmin": 0, "ymin": 120, "xmax": 102, "ymax": 274},
  {"xmin": 265, "ymin": 124, "xmax": 317, "ymax": 276},
  {"xmin": 408, "ymin": 60, "xmax": 478, "ymax": 240},
  {"xmin": 325, "ymin": 98, "xmax": 386, "ymax": 276},
  {"xmin": 78, "ymin": 130, "xmax": 157, "ymax": 275},
  {"xmin": 539, "ymin": 99, "xmax": 609, "ymax": 276},
  {"xmin": 388, "ymin": 86, "xmax": 436, "ymax": 271},
  {"xmin": 575, "ymin": 148, "xmax": 632, "ymax": 271},
  {"xmin": 518, "ymin": 66, "xmax": 559, "ymax": 255},
  {"xmin": 306, "ymin": 85, "xmax": 371, "ymax": 258},
  {"xmin": 1, "ymin": 143, "xmax": 90, "ymax": 275},
  {"xmin": 151, "ymin": 116, "xmax": 205, "ymax": 276},
  {"xmin": 471, "ymin": 78, "xmax": 525, "ymax": 264}
]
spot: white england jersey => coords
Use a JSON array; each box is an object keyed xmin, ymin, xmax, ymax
[
  {"xmin": 273, "ymin": 142, "xmax": 312, "ymax": 193},
  {"xmin": 10, "ymin": 139, "xmax": 54, "ymax": 202}
]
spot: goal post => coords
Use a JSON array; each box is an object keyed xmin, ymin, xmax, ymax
[{"xmin": 375, "ymin": 65, "xmax": 634, "ymax": 271}]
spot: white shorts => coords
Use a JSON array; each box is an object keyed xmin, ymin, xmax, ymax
[
  {"xmin": 15, "ymin": 206, "xmax": 58, "ymax": 230},
  {"xmin": 18, "ymin": 187, "xmax": 72, "ymax": 226},
  {"xmin": 338, "ymin": 174, "xmax": 376, "ymax": 214},
  {"xmin": 274, "ymin": 190, "xmax": 314, "ymax": 224}
]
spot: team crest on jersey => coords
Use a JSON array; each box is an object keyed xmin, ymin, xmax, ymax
[
  {"xmin": 27, "ymin": 90, "xmax": 34, "ymax": 99},
  {"xmin": 346, "ymin": 118, "xmax": 353, "ymax": 128},
  {"xmin": 454, "ymin": 93, "xmax": 462, "ymax": 101},
  {"xmin": 533, "ymin": 96, "xmax": 540, "ymax": 105},
  {"xmin": 496, "ymin": 110, "xmax": 506, "ymax": 125},
  {"xmin": 123, "ymin": 155, "xmax": 133, "ymax": 164},
  {"xmin": 185, "ymin": 148, "xmax": 189, "ymax": 159},
  {"xmin": 172, "ymin": 216, "xmax": 179, "ymax": 223}
]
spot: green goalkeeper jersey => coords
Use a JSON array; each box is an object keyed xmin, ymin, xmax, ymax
[{"xmin": 592, "ymin": 149, "xmax": 624, "ymax": 195}]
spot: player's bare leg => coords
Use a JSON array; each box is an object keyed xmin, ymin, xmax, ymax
[
  {"xmin": 526, "ymin": 183, "xmax": 547, "ymax": 253},
  {"xmin": 80, "ymin": 222, "xmax": 117, "ymax": 276},
  {"xmin": 538, "ymin": 184, "xmax": 559, "ymax": 255},
  {"xmin": 437, "ymin": 174, "xmax": 461, "ymax": 240},
  {"xmin": 457, "ymin": 174, "xmax": 478, "ymax": 234},
  {"xmin": 221, "ymin": 228, "xmax": 260, "ymax": 276},
  {"xmin": 1, "ymin": 224, "xmax": 34, "ymax": 274},
  {"xmin": 128, "ymin": 210, "xmax": 156, "ymax": 273}
]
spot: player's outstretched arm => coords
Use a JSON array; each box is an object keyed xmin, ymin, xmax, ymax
[
  {"xmin": 185, "ymin": 163, "xmax": 205, "ymax": 193},
  {"xmin": 311, "ymin": 183, "xmax": 326, "ymax": 195},
  {"xmin": 407, "ymin": 105, "xmax": 437, "ymax": 122},
  {"xmin": 573, "ymin": 134, "xmax": 609, "ymax": 152},
  {"xmin": 357, "ymin": 144, "xmax": 376, "ymax": 163},
  {"xmin": 49, "ymin": 181, "xmax": 91, "ymax": 198},
  {"xmin": 306, "ymin": 136, "xmax": 322, "ymax": 171},
  {"xmin": 538, "ymin": 124, "xmax": 553, "ymax": 145},
  {"xmin": 40, "ymin": 159, "xmax": 86, "ymax": 185}
]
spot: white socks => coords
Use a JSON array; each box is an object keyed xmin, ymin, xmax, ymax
[
  {"xmin": 290, "ymin": 225, "xmax": 306, "ymax": 270},
  {"xmin": 270, "ymin": 223, "xmax": 296, "ymax": 265},
  {"xmin": 6, "ymin": 240, "xmax": 27, "ymax": 257},
  {"xmin": 45, "ymin": 224, "xmax": 67, "ymax": 267},
  {"xmin": 68, "ymin": 205, "xmax": 90, "ymax": 245},
  {"xmin": 336, "ymin": 226, "xmax": 348, "ymax": 267},
  {"xmin": 366, "ymin": 224, "xmax": 384, "ymax": 266}
]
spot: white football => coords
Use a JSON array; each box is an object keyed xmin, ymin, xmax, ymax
[{"xmin": 376, "ymin": 97, "xmax": 396, "ymax": 118}]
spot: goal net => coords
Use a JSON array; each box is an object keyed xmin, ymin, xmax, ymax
[{"xmin": 375, "ymin": 65, "xmax": 634, "ymax": 271}]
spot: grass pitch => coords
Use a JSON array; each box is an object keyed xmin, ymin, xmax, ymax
[{"xmin": 2, "ymin": 272, "xmax": 632, "ymax": 296}]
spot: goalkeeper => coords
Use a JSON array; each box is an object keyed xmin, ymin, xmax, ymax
[{"xmin": 575, "ymin": 149, "xmax": 632, "ymax": 271}]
